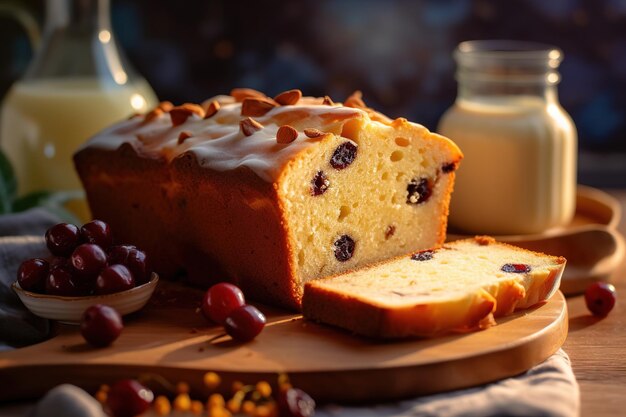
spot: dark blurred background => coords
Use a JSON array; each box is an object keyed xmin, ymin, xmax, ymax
[{"xmin": 1, "ymin": 0, "xmax": 625, "ymax": 186}]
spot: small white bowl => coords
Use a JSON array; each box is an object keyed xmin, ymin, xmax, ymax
[{"xmin": 12, "ymin": 273, "xmax": 159, "ymax": 324}]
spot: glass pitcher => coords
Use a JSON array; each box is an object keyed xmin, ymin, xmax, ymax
[{"xmin": 0, "ymin": 0, "xmax": 158, "ymax": 217}]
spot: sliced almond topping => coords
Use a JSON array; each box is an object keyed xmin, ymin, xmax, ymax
[
  {"xmin": 240, "ymin": 117, "xmax": 264, "ymax": 136},
  {"xmin": 276, "ymin": 125, "xmax": 298, "ymax": 144},
  {"xmin": 241, "ymin": 97, "xmax": 278, "ymax": 117},
  {"xmin": 157, "ymin": 101, "xmax": 174, "ymax": 112},
  {"xmin": 303, "ymin": 128, "xmax": 325, "ymax": 138},
  {"xmin": 322, "ymin": 96, "xmax": 335, "ymax": 105},
  {"xmin": 177, "ymin": 131, "xmax": 193, "ymax": 144},
  {"xmin": 143, "ymin": 108, "xmax": 164, "ymax": 123},
  {"xmin": 344, "ymin": 91, "xmax": 366, "ymax": 108},
  {"xmin": 204, "ymin": 100, "xmax": 220, "ymax": 119},
  {"xmin": 230, "ymin": 88, "xmax": 266, "ymax": 102},
  {"xmin": 274, "ymin": 89, "xmax": 302, "ymax": 105},
  {"xmin": 170, "ymin": 103, "xmax": 205, "ymax": 127}
]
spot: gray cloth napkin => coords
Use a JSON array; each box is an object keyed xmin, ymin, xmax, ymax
[{"xmin": 0, "ymin": 210, "xmax": 581, "ymax": 417}]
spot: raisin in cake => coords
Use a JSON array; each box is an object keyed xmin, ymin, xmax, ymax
[
  {"xmin": 74, "ymin": 89, "xmax": 462, "ymax": 309},
  {"xmin": 302, "ymin": 236, "xmax": 566, "ymax": 338}
]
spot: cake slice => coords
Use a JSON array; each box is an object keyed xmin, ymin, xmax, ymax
[
  {"xmin": 74, "ymin": 89, "xmax": 462, "ymax": 309},
  {"xmin": 302, "ymin": 236, "xmax": 566, "ymax": 338}
]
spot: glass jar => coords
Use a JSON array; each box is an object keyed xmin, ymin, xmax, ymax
[
  {"xmin": 0, "ymin": 0, "xmax": 158, "ymax": 216},
  {"xmin": 438, "ymin": 40, "xmax": 577, "ymax": 235}
]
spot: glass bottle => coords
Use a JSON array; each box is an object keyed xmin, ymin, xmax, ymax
[
  {"xmin": 438, "ymin": 40, "xmax": 577, "ymax": 235},
  {"xmin": 0, "ymin": 0, "xmax": 158, "ymax": 215}
]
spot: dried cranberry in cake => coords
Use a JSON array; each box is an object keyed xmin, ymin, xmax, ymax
[
  {"xmin": 108, "ymin": 245, "xmax": 150, "ymax": 285},
  {"xmin": 80, "ymin": 220, "xmax": 113, "ymax": 249},
  {"xmin": 501, "ymin": 263, "xmax": 532, "ymax": 273},
  {"xmin": 330, "ymin": 142, "xmax": 358, "ymax": 170},
  {"xmin": 406, "ymin": 178, "xmax": 433, "ymax": 204},
  {"xmin": 71, "ymin": 244, "xmax": 108, "ymax": 277},
  {"xmin": 46, "ymin": 266, "xmax": 80, "ymax": 296},
  {"xmin": 310, "ymin": 171, "xmax": 330, "ymax": 196},
  {"xmin": 411, "ymin": 250, "xmax": 434, "ymax": 261},
  {"xmin": 95, "ymin": 264, "xmax": 135, "ymax": 295},
  {"xmin": 45, "ymin": 223, "xmax": 81, "ymax": 256},
  {"xmin": 441, "ymin": 162, "xmax": 457, "ymax": 173},
  {"xmin": 334, "ymin": 235, "xmax": 355, "ymax": 262},
  {"xmin": 384, "ymin": 225, "xmax": 396, "ymax": 240},
  {"xmin": 17, "ymin": 258, "xmax": 49, "ymax": 292}
]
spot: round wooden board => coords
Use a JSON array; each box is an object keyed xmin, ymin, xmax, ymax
[{"xmin": 0, "ymin": 287, "xmax": 568, "ymax": 403}]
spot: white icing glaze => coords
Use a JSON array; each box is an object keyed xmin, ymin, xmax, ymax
[{"xmin": 81, "ymin": 101, "xmax": 369, "ymax": 182}]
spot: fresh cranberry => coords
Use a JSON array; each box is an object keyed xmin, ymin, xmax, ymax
[
  {"xmin": 334, "ymin": 234, "xmax": 355, "ymax": 262},
  {"xmin": 17, "ymin": 258, "xmax": 49, "ymax": 292},
  {"xmin": 45, "ymin": 223, "xmax": 80, "ymax": 256},
  {"xmin": 95, "ymin": 264, "xmax": 134, "ymax": 295},
  {"xmin": 585, "ymin": 282, "xmax": 617, "ymax": 317},
  {"xmin": 224, "ymin": 305, "xmax": 266, "ymax": 342},
  {"xmin": 278, "ymin": 387, "xmax": 316, "ymax": 417},
  {"xmin": 46, "ymin": 266, "xmax": 80, "ymax": 296},
  {"xmin": 330, "ymin": 142, "xmax": 358, "ymax": 170},
  {"xmin": 71, "ymin": 244, "xmax": 108, "ymax": 277},
  {"xmin": 411, "ymin": 250, "xmax": 434, "ymax": 261},
  {"xmin": 406, "ymin": 178, "xmax": 432, "ymax": 204},
  {"xmin": 501, "ymin": 263, "xmax": 532, "ymax": 273},
  {"xmin": 201, "ymin": 283, "xmax": 246, "ymax": 325},
  {"xmin": 108, "ymin": 245, "xmax": 150, "ymax": 285},
  {"xmin": 106, "ymin": 379, "xmax": 153, "ymax": 417},
  {"xmin": 310, "ymin": 171, "xmax": 330, "ymax": 196},
  {"xmin": 80, "ymin": 220, "xmax": 113, "ymax": 249},
  {"xmin": 80, "ymin": 304, "xmax": 123, "ymax": 347}
]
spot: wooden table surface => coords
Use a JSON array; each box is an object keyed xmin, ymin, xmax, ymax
[{"xmin": 563, "ymin": 189, "xmax": 626, "ymax": 416}]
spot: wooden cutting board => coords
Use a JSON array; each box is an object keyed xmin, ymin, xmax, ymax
[{"xmin": 0, "ymin": 286, "xmax": 567, "ymax": 403}]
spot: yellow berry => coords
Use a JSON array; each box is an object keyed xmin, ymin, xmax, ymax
[
  {"xmin": 99, "ymin": 384, "xmax": 110, "ymax": 393},
  {"xmin": 241, "ymin": 400, "xmax": 256, "ymax": 415},
  {"xmin": 154, "ymin": 396, "xmax": 171, "ymax": 416},
  {"xmin": 95, "ymin": 390, "xmax": 107, "ymax": 404},
  {"xmin": 173, "ymin": 393, "xmax": 192, "ymax": 411},
  {"xmin": 254, "ymin": 403, "xmax": 277, "ymax": 417},
  {"xmin": 207, "ymin": 393, "xmax": 225, "ymax": 409},
  {"xmin": 176, "ymin": 381, "xmax": 190, "ymax": 394},
  {"xmin": 255, "ymin": 381, "xmax": 272, "ymax": 398},
  {"xmin": 226, "ymin": 398, "xmax": 241, "ymax": 413},
  {"xmin": 232, "ymin": 380, "xmax": 244, "ymax": 394},
  {"xmin": 190, "ymin": 400, "xmax": 204, "ymax": 415},
  {"xmin": 203, "ymin": 372, "xmax": 221, "ymax": 391}
]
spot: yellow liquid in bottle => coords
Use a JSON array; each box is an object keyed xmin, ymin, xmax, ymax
[{"xmin": 0, "ymin": 78, "xmax": 158, "ymax": 219}]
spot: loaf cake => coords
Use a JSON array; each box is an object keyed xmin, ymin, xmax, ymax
[
  {"xmin": 302, "ymin": 236, "xmax": 566, "ymax": 338},
  {"xmin": 74, "ymin": 89, "xmax": 462, "ymax": 309}
]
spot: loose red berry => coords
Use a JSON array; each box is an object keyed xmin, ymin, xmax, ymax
[
  {"xmin": 80, "ymin": 304, "xmax": 123, "ymax": 347},
  {"xmin": 585, "ymin": 282, "xmax": 616, "ymax": 317},
  {"xmin": 106, "ymin": 379, "xmax": 153, "ymax": 417},
  {"xmin": 224, "ymin": 305, "xmax": 266, "ymax": 342},
  {"xmin": 17, "ymin": 258, "xmax": 49, "ymax": 292},
  {"xmin": 201, "ymin": 283, "xmax": 246, "ymax": 325}
]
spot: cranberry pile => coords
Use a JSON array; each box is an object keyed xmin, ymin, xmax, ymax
[
  {"xmin": 17, "ymin": 220, "xmax": 151, "ymax": 296},
  {"xmin": 201, "ymin": 283, "xmax": 266, "ymax": 342}
]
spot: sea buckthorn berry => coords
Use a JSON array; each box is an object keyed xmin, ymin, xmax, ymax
[
  {"xmin": 411, "ymin": 250, "xmax": 434, "ymax": 261},
  {"xmin": 310, "ymin": 171, "xmax": 329, "ymax": 196},
  {"xmin": 226, "ymin": 398, "xmax": 241, "ymax": 414},
  {"xmin": 501, "ymin": 263, "xmax": 531, "ymax": 273},
  {"xmin": 330, "ymin": 142, "xmax": 358, "ymax": 170},
  {"xmin": 224, "ymin": 305, "xmax": 266, "ymax": 342},
  {"xmin": 107, "ymin": 379, "xmax": 153, "ymax": 417},
  {"xmin": 203, "ymin": 371, "xmax": 221, "ymax": 391},
  {"xmin": 334, "ymin": 235, "xmax": 355, "ymax": 262},
  {"xmin": 207, "ymin": 393, "xmax": 225, "ymax": 408},
  {"xmin": 202, "ymin": 283, "xmax": 246, "ymax": 325},
  {"xmin": 406, "ymin": 178, "xmax": 432, "ymax": 204},
  {"xmin": 80, "ymin": 220, "xmax": 113, "ymax": 249},
  {"xmin": 17, "ymin": 258, "xmax": 49, "ymax": 292},
  {"xmin": 256, "ymin": 381, "xmax": 272, "ymax": 397},
  {"xmin": 80, "ymin": 304, "xmax": 123, "ymax": 347},
  {"xmin": 241, "ymin": 400, "xmax": 256, "ymax": 415},
  {"xmin": 190, "ymin": 400, "xmax": 204, "ymax": 415},
  {"xmin": 585, "ymin": 282, "xmax": 616, "ymax": 317},
  {"xmin": 173, "ymin": 393, "xmax": 192, "ymax": 411},
  {"xmin": 45, "ymin": 223, "xmax": 81, "ymax": 256},
  {"xmin": 176, "ymin": 381, "xmax": 190, "ymax": 394},
  {"xmin": 154, "ymin": 395, "xmax": 171, "ymax": 416}
]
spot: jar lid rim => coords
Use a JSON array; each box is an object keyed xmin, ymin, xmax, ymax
[{"xmin": 456, "ymin": 40, "xmax": 563, "ymax": 61}]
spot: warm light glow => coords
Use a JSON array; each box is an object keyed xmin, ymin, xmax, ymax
[
  {"xmin": 114, "ymin": 70, "xmax": 128, "ymax": 85},
  {"xmin": 130, "ymin": 93, "xmax": 147, "ymax": 111},
  {"xmin": 98, "ymin": 30, "xmax": 111, "ymax": 43},
  {"xmin": 44, "ymin": 143, "xmax": 55, "ymax": 159},
  {"xmin": 547, "ymin": 73, "xmax": 560, "ymax": 84}
]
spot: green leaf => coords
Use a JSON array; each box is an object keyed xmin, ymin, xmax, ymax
[{"xmin": 0, "ymin": 150, "xmax": 17, "ymax": 213}]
